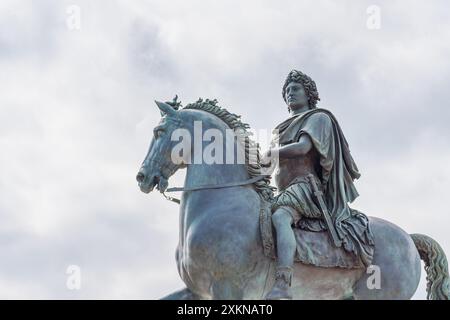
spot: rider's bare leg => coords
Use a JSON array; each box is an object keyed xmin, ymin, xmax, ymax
[{"xmin": 265, "ymin": 206, "xmax": 297, "ymax": 300}]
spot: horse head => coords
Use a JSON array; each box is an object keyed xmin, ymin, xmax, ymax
[{"xmin": 136, "ymin": 100, "xmax": 190, "ymax": 194}]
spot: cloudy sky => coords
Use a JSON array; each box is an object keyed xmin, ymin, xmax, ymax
[{"xmin": 0, "ymin": 0, "xmax": 449, "ymax": 299}]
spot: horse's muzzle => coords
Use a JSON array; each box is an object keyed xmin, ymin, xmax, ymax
[
  {"xmin": 136, "ymin": 170, "xmax": 167, "ymax": 193},
  {"xmin": 136, "ymin": 172, "xmax": 145, "ymax": 183},
  {"xmin": 136, "ymin": 169, "xmax": 156, "ymax": 193}
]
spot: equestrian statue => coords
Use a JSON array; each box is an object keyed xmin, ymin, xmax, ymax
[{"xmin": 136, "ymin": 70, "xmax": 449, "ymax": 300}]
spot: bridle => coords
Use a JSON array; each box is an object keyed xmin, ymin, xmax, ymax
[{"xmin": 162, "ymin": 174, "xmax": 270, "ymax": 204}]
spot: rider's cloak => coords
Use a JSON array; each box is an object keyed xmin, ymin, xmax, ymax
[{"xmin": 273, "ymin": 108, "xmax": 375, "ymax": 267}]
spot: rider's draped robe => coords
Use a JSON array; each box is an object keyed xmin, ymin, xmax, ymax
[{"xmin": 272, "ymin": 108, "xmax": 374, "ymax": 267}]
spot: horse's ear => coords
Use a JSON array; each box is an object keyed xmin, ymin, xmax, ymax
[{"xmin": 155, "ymin": 100, "xmax": 177, "ymax": 117}]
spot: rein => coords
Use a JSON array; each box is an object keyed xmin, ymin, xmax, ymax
[{"xmin": 162, "ymin": 175, "xmax": 269, "ymax": 204}]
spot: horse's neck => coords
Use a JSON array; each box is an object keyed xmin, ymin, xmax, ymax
[
  {"xmin": 184, "ymin": 112, "xmax": 249, "ymax": 188},
  {"xmin": 185, "ymin": 163, "xmax": 248, "ymax": 188},
  {"xmin": 179, "ymin": 111, "xmax": 258, "ymax": 255}
]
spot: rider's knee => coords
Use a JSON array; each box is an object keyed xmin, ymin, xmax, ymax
[{"xmin": 272, "ymin": 208, "xmax": 293, "ymax": 228}]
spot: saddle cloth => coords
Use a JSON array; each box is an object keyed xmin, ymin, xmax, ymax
[{"xmin": 259, "ymin": 198, "xmax": 366, "ymax": 269}]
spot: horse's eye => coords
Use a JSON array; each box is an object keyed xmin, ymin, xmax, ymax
[{"xmin": 154, "ymin": 128, "xmax": 165, "ymax": 139}]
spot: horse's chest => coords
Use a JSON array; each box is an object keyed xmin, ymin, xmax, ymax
[
  {"xmin": 179, "ymin": 207, "xmax": 258, "ymax": 276},
  {"xmin": 177, "ymin": 218, "xmax": 232, "ymax": 295}
]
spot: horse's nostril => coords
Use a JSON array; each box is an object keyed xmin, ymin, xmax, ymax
[{"xmin": 136, "ymin": 172, "xmax": 145, "ymax": 183}]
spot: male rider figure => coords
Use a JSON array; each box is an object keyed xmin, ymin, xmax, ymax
[{"xmin": 264, "ymin": 70, "xmax": 374, "ymax": 300}]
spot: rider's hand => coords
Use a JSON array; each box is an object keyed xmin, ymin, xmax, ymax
[{"xmin": 260, "ymin": 149, "xmax": 273, "ymax": 167}]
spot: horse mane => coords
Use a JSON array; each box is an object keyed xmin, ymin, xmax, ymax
[{"xmin": 183, "ymin": 98, "xmax": 275, "ymax": 200}]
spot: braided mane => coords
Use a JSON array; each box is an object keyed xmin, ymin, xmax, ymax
[{"xmin": 183, "ymin": 98, "xmax": 275, "ymax": 200}]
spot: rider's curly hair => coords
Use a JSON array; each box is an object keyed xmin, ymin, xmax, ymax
[{"xmin": 282, "ymin": 70, "xmax": 320, "ymax": 110}]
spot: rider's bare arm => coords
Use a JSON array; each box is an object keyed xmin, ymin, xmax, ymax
[
  {"xmin": 275, "ymin": 134, "xmax": 313, "ymax": 159},
  {"xmin": 261, "ymin": 134, "xmax": 313, "ymax": 166}
]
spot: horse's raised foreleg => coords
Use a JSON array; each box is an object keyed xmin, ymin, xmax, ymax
[{"xmin": 160, "ymin": 287, "xmax": 203, "ymax": 300}]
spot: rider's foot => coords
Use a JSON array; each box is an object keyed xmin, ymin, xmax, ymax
[{"xmin": 265, "ymin": 266, "xmax": 293, "ymax": 300}]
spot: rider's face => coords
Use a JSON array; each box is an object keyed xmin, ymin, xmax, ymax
[{"xmin": 285, "ymin": 82, "xmax": 309, "ymax": 111}]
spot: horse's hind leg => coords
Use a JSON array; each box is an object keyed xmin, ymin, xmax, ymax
[{"xmin": 161, "ymin": 287, "xmax": 203, "ymax": 300}]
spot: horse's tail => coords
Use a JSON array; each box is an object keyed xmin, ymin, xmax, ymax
[{"xmin": 410, "ymin": 233, "xmax": 450, "ymax": 300}]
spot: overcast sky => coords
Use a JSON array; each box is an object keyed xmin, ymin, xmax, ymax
[{"xmin": 0, "ymin": 0, "xmax": 449, "ymax": 299}]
